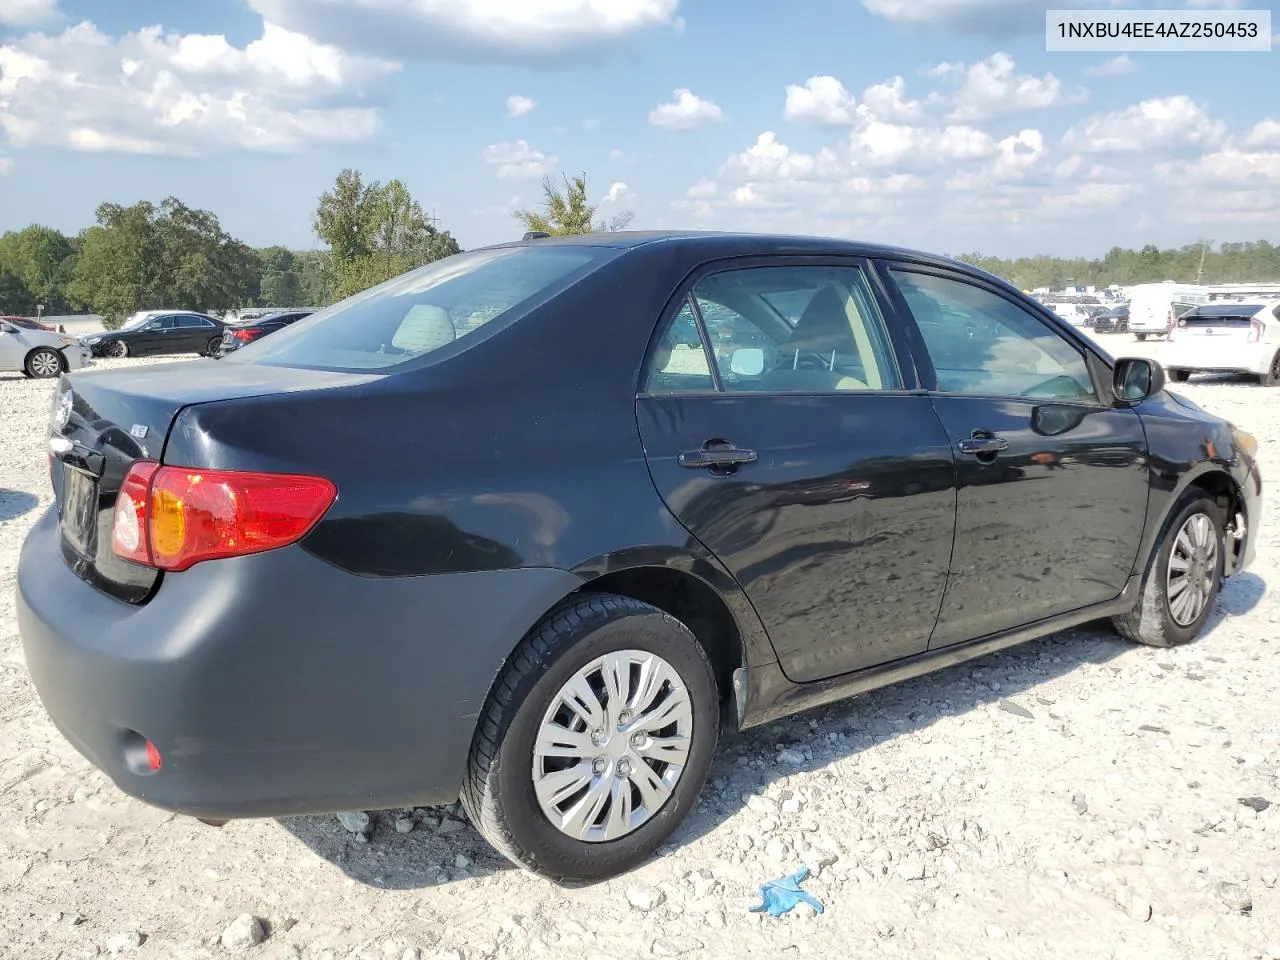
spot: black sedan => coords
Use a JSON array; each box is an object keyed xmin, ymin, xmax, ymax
[
  {"xmin": 1092, "ymin": 305, "xmax": 1130, "ymax": 334},
  {"xmin": 83, "ymin": 312, "xmax": 227, "ymax": 359},
  {"xmin": 217, "ymin": 310, "xmax": 315, "ymax": 356},
  {"xmin": 19, "ymin": 233, "xmax": 1261, "ymax": 883}
]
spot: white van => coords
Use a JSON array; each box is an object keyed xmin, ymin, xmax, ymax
[{"xmin": 1127, "ymin": 283, "xmax": 1210, "ymax": 340}]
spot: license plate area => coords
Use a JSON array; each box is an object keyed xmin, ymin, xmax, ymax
[{"xmin": 61, "ymin": 467, "xmax": 100, "ymax": 558}]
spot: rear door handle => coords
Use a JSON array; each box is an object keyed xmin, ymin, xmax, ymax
[
  {"xmin": 957, "ymin": 436, "xmax": 1009, "ymax": 455},
  {"xmin": 678, "ymin": 445, "xmax": 758, "ymax": 469}
]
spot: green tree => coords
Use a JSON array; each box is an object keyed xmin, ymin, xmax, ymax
[
  {"xmin": 0, "ymin": 268, "xmax": 36, "ymax": 315},
  {"xmin": 314, "ymin": 170, "xmax": 461, "ymax": 298},
  {"xmin": 257, "ymin": 246, "xmax": 303, "ymax": 306},
  {"xmin": 294, "ymin": 250, "xmax": 335, "ymax": 306},
  {"xmin": 0, "ymin": 225, "xmax": 77, "ymax": 313},
  {"xmin": 512, "ymin": 173, "xmax": 634, "ymax": 236},
  {"xmin": 67, "ymin": 198, "xmax": 257, "ymax": 327}
]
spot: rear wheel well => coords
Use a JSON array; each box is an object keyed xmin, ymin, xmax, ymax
[{"xmin": 578, "ymin": 567, "xmax": 743, "ymax": 704}]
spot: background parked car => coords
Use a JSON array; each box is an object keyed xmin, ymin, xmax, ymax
[
  {"xmin": 1, "ymin": 315, "xmax": 56, "ymax": 333},
  {"xmin": 83, "ymin": 312, "xmax": 227, "ymax": 358},
  {"xmin": 1164, "ymin": 300, "xmax": 1280, "ymax": 386},
  {"xmin": 216, "ymin": 310, "xmax": 315, "ymax": 356},
  {"xmin": 1092, "ymin": 304, "xmax": 1130, "ymax": 334},
  {"xmin": 0, "ymin": 317, "xmax": 91, "ymax": 378}
]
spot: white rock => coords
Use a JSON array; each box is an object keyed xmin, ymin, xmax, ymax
[
  {"xmin": 705, "ymin": 911, "xmax": 725, "ymax": 929},
  {"xmin": 626, "ymin": 885, "xmax": 666, "ymax": 912},
  {"xmin": 780, "ymin": 798, "xmax": 802, "ymax": 815},
  {"xmin": 402, "ymin": 950, "xmax": 422, "ymax": 960},
  {"xmin": 651, "ymin": 937, "xmax": 703, "ymax": 956},
  {"xmin": 777, "ymin": 748, "xmax": 805, "ymax": 766},
  {"xmin": 337, "ymin": 811, "xmax": 372, "ymax": 834},
  {"xmin": 1262, "ymin": 867, "xmax": 1278, "ymax": 889},
  {"xmin": 220, "ymin": 914, "xmax": 265, "ymax": 950},
  {"xmin": 431, "ymin": 950, "xmax": 464, "ymax": 960},
  {"xmin": 746, "ymin": 796, "xmax": 777, "ymax": 815},
  {"xmin": 765, "ymin": 839, "xmax": 791, "ymax": 860},
  {"xmin": 454, "ymin": 854, "xmax": 472, "ymax": 870},
  {"xmin": 985, "ymin": 925, "xmax": 1006, "ymax": 940},
  {"xmin": 395, "ymin": 818, "xmax": 415, "ymax": 834},
  {"xmin": 105, "ymin": 932, "xmax": 143, "ymax": 954},
  {"xmin": 898, "ymin": 855, "xmax": 926, "ymax": 881}
]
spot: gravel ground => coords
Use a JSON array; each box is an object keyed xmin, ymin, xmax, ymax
[{"xmin": 2, "ymin": 346, "xmax": 1278, "ymax": 960}]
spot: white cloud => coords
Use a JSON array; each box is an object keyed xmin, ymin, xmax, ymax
[
  {"xmin": 784, "ymin": 76, "xmax": 856, "ymax": 126},
  {"xmin": 724, "ymin": 131, "xmax": 844, "ymax": 180},
  {"xmin": 860, "ymin": 0, "xmax": 1051, "ymax": 37},
  {"xmin": 686, "ymin": 178, "xmax": 717, "ymax": 199},
  {"xmin": 608, "ymin": 148, "xmax": 624, "ymax": 161},
  {"xmin": 1158, "ymin": 148, "xmax": 1280, "ymax": 186},
  {"xmin": 1063, "ymin": 95, "xmax": 1225, "ymax": 154},
  {"xmin": 1084, "ymin": 55, "xmax": 1136, "ymax": 78},
  {"xmin": 482, "ymin": 139, "xmax": 557, "ymax": 179},
  {"xmin": 0, "ymin": 0, "xmax": 59, "ymax": 28},
  {"xmin": 602, "ymin": 181, "xmax": 632, "ymax": 203},
  {"xmin": 857, "ymin": 76, "xmax": 924, "ymax": 122},
  {"xmin": 505, "ymin": 95, "xmax": 536, "ymax": 118},
  {"xmin": 247, "ymin": 0, "xmax": 681, "ymax": 63},
  {"xmin": 648, "ymin": 88, "xmax": 724, "ymax": 130},
  {"xmin": 851, "ymin": 121, "xmax": 996, "ymax": 167},
  {"xmin": 937, "ymin": 52, "xmax": 1085, "ymax": 122},
  {"xmin": 0, "ymin": 20, "xmax": 396, "ymax": 154},
  {"xmin": 1243, "ymin": 119, "xmax": 1280, "ymax": 149}
]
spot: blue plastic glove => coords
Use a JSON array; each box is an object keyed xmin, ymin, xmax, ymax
[{"xmin": 748, "ymin": 866, "xmax": 825, "ymax": 917}]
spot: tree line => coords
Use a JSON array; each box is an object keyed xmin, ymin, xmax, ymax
[
  {"xmin": 6, "ymin": 169, "xmax": 1275, "ymax": 326},
  {"xmin": 954, "ymin": 241, "xmax": 1280, "ymax": 292},
  {"xmin": 0, "ymin": 170, "xmax": 632, "ymax": 329}
]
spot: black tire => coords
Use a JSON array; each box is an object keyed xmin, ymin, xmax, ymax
[
  {"xmin": 461, "ymin": 594, "xmax": 720, "ymax": 883},
  {"xmin": 108, "ymin": 340, "xmax": 128, "ymax": 359},
  {"xmin": 1113, "ymin": 493, "xmax": 1224, "ymax": 647},
  {"xmin": 1135, "ymin": 333, "xmax": 1147, "ymax": 342},
  {"xmin": 1167, "ymin": 369, "xmax": 1191, "ymax": 383},
  {"xmin": 205, "ymin": 337, "xmax": 221, "ymax": 357},
  {"xmin": 25, "ymin": 347, "xmax": 65, "ymax": 379},
  {"xmin": 1259, "ymin": 351, "xmax": 1280, "ymax": 387}
]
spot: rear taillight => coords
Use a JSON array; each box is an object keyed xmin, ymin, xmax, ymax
[
  {"xmin": 1248, "ymin": 319, "xmax": 1264, "ymax": 343},
  {"xmin": 111, "ymin": 461, "xmax": 336, "ymax": 572},
  {"xmin": 231, "ymin": 329, "xmax": 258, "ymax": 342}
]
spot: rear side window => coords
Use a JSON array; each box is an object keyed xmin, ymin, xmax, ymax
[
  {"xmin": 645, "ymin": 264, "xmax": 902, "ymax": 394},
  {"xmin": 1180, "ymin": 306, "xmax": 1262, "ymax": 327},
  {"xmin": 230, "ymin": 247, "xmax": 612, "ymax": 371}
]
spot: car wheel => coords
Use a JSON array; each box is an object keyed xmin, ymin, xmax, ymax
[
  {"xmin": 109, "ymin": 340, "xmax": 128, "ymax": 359},
  {"xmin": 25, "ymin": 347, "xmax": 65, "ymax": 379},
  {"xmin": 1259, "ymin": 351, "xmax": 1280, "ymax": 387},
  {"xmin": 1113, "ymin": 493, "xmax": 1224, "ymax": 647},
  {"xmin": 205, "ymin": 337, "xmax": 221, "ymax": 356},
  {"xmin": 1135, "ymin": 333, "xmax": 1147, "ymax": 342},
  {"xmin": 461, "ymin": 593, "xmax": 720, "ymax": 883},
  {"xmin": 1167, "ymin": 369, "xmax": 1190, "ymax": 383}
]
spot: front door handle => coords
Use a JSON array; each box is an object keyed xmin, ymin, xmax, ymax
[
  {"xmin": 957, "ymin": 435, "xmax": 1009, "ymax": 456},
  {"xmin": 678, "ymin": 444, "xmax": 758, "ymax": 469}
]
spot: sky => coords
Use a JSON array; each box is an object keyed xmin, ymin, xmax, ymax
[{"xmin": 0, "ymin": 0, "xmax": 1277, "ymax": 259}]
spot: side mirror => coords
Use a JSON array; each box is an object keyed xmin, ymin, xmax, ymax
[
  {"xmin": 1113, "ymin": 357, "xmax": 1165, "ymax": 403},
  {"xmin": 0, "ymin": 323, "xmax": 13, "ymax": 335},
  {"xmin": 729, "ymin": 347, "xmax": 765, "ymax": 377}
]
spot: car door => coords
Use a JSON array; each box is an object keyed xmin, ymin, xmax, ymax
[
  {"xmin": 636, "ymin": 259, "xmax": 958, "ymax": 683},
  {"xmin": 0, "ymin": 321, "xmax": 29, "ymax": 371},
  {"xmin": 878, "ymin": 262, "xmax": 1150, "ymax": 647},
  {"xmin": 133, "ymin": 316, "xmax": 173, "ymax": 355}
]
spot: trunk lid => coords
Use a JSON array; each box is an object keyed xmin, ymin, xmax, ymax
[{"xmin": 50, "ymin": 360, "xmax": 382, "ymax": 603}]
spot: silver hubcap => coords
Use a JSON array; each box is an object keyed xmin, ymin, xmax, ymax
[
  {"xmin": 1167, "ymin": 513, "xmax": 1218, "ymax": 626},
  {"xmin": 31, "ymin": 352, "xmax": 59, "ymax": 376},
  {"xmin": 111, "ymin": 341, "xmax": 126, "ymax": 357},
  {"xmin": 533, "ymin": 649, "xmax": 693, "ymax": 843}
]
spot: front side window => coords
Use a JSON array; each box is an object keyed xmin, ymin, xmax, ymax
[
  {"xmin": 645, "ymin": 264, "xmax": 902, "ymax": 394},
  {"xmin": 228, "ymin": 246, "xmax": 614, "ymax": 371},
  {"xmin": 891, "ymin": 269, "xmax": 1099, "ymax": 403}
]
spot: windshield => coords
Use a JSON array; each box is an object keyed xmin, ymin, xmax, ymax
[
  {"xmin": 121, "ymin": 314, "xmax": 153, "ymax": 330},
  {"xmin": 228, "ymin": 246, "xmax": 612, "ymax": 372}
]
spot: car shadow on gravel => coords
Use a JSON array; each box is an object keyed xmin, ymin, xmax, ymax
[
  {"xmin": 277, "ymin": 570, "xmax": 1265, "ymax": 890},
  {"xmin": 0, "ymin": 487, "xmax": 39, "ymax": 521}
]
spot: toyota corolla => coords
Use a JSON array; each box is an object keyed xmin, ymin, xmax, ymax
[{"xmin": 18, "ymin": 233, "xmax": 1260, "ymax": 883}]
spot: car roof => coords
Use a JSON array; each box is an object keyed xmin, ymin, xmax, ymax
[{"xmin": 490, "ymin": 230, "xmax": 976, "ymax": 269}]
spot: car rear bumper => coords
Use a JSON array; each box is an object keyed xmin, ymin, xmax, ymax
[
  {"xmin": 17, "ymin": 506, "xmax": 582, "ymax": 819},
  {"xmin": 1163, "ymin": 343, "xmax": 1269, "ymax": 375}
]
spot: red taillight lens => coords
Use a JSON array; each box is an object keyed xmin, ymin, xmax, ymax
[
  {"xmin": 145, "ymin": 740, "xmax": 163, "ymax": 772},
  {"xmin": 111, "ymin": 462, "xmax": 336, "ymax": 572},
  {"xmin": 113, "ymin": 460, "xmax": 161, "ymax": 564},
  {"xmin": 231, "ymin": 329, "xmax": 258, "ymax": 341},
  {"xmin": 1248, "ymin": 319, "xmax": 1264, "ymax": 343}
]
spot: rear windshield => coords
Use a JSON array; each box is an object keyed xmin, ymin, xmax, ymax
[
  {"xmin": 1181, "ymin": 305, "xmax": 1261, "ymax": 327},
  {"xmin": 227, "ymin": 246, "xmax": 612, "ymax": 371}
]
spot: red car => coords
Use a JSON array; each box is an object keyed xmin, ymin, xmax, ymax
[{"xmin": 0, "ymin": 315, "xmax": 56, "ymax": 333}]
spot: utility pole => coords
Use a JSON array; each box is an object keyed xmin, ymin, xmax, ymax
[
  {"xmin": 427, "ymin": 208, "xmax": 440, "ymax": 231},
  {"xmin": 1195, "ymin": 238, "xmax": 1213, "ymax": 284}
]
